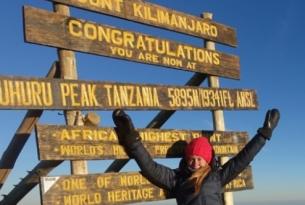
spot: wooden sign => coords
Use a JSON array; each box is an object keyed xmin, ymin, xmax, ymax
[
  {"xmin": 0, "ymin": 75, "xmax": 258, "ymax": 110},
  {"xmin": 35, "ymin": 124, "xmax": 249, "ymax": 160},
  {"xmin": 224, "ymin": 167, "xmax": 254, "ymax": 191},
  {"xmin": 40, "ymin": 169, "xmax": 253, "ymax": 205},
  {"xmin": 24, "ymin": 6, "xmax": 240, "ymax": 80},
  {"xmin": 47, "ymin": 0, "xmax": 237, "ymax": 47}
]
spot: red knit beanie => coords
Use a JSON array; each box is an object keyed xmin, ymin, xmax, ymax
[{"xmin": 185, "ymin": 137, "xmax": 213, "ymax": 164}]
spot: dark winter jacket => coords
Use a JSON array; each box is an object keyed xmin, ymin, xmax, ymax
[{"xmin": 127, "ymin": 134, "xmax": 267, "ymax": 205}]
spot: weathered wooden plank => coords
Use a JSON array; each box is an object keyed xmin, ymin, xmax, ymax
[
  {"xmin": 35, "ymin": 124, "xmax": 249, "ymax": 160},
  {"xmin": 224, "ymin": 167, "xmax": 254, "ymax": 191},
  {"xmin": 40, "ymin": 168, "xmax": 253, "ymax": 205},
  {"xmin": 24, "ymin": 6, "xmax": 240, "ymax": 79},
  {"xmin": 46, "ymin": 0, "xmax": 237, "ymax": 47},
  {"xmin": 0, "ymin": 75, "xmax": 258, "ymax": 110}
]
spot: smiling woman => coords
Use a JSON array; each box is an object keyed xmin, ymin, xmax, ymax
[{"xmin": 112, "ymin": 109, "xmax": 280, "ymax": 205}]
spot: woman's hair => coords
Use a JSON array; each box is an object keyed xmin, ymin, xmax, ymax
[
  {"xmin": 188, "ymin": 164, "xmax": 211, "ymax": 194},
  {"xmin": 185, "ymin": 137, "xmax": 213, "ymax": 194}
]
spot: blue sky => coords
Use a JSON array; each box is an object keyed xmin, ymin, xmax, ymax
[{"xmin": 1, "ymin": 0, "xmax": 305, "ymax": 204}]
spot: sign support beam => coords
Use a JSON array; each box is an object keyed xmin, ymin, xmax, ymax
[
  {"xmin": 53, "ymin": 2, "xmax": 88, "ymax": 175},
  {"xmin": 203, "ymin": 12, "xmax": 234, "ymax": 205}
]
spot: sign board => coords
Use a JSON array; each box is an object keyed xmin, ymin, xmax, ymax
[
  {"xmin": 35, "ymin": 124, "xmax": 249, "ymax": 160},
  {"xmin": 40, "ymin": 169, "xmax": 253, "ymax": 205},
  {"xmin": 0, "ymin": 75, "xmax": 258, "ymax": 110},
  {"xmin": 24, "ymin": 6, "xmax": 240, "ymax": 79},
  {"xmin": 47, "ymin": 0, "xmax": 237, "ymax": 47}
]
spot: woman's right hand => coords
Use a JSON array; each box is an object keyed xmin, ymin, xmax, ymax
[
  {"xmin": 112, "ymin": 109, "xmax": 141, "ymax": 147},
  {"xmin": 257, "ymin": 108, "xmax": 280, "ymax": 140}
]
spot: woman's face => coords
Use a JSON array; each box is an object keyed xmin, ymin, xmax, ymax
[{"xmin": 186, "ymin": 155, "xmax": 207, "ymax": 170}]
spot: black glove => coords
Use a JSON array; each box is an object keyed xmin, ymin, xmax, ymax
[
  {"xmin": 257, "ymin": 108, "xmax": 280, "ymax": 140},
  {"xmin": 112, "ymin": 109, "xmax": 141, "ymax": 148}
]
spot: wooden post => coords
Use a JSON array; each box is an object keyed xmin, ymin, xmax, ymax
[
  {"xmin": 203, "ymin": 12, "xmax": 234, "ymax": 205},
  {"xmin": 53, "ymin": 3, "xmax": 88, "ymax": 175}
]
